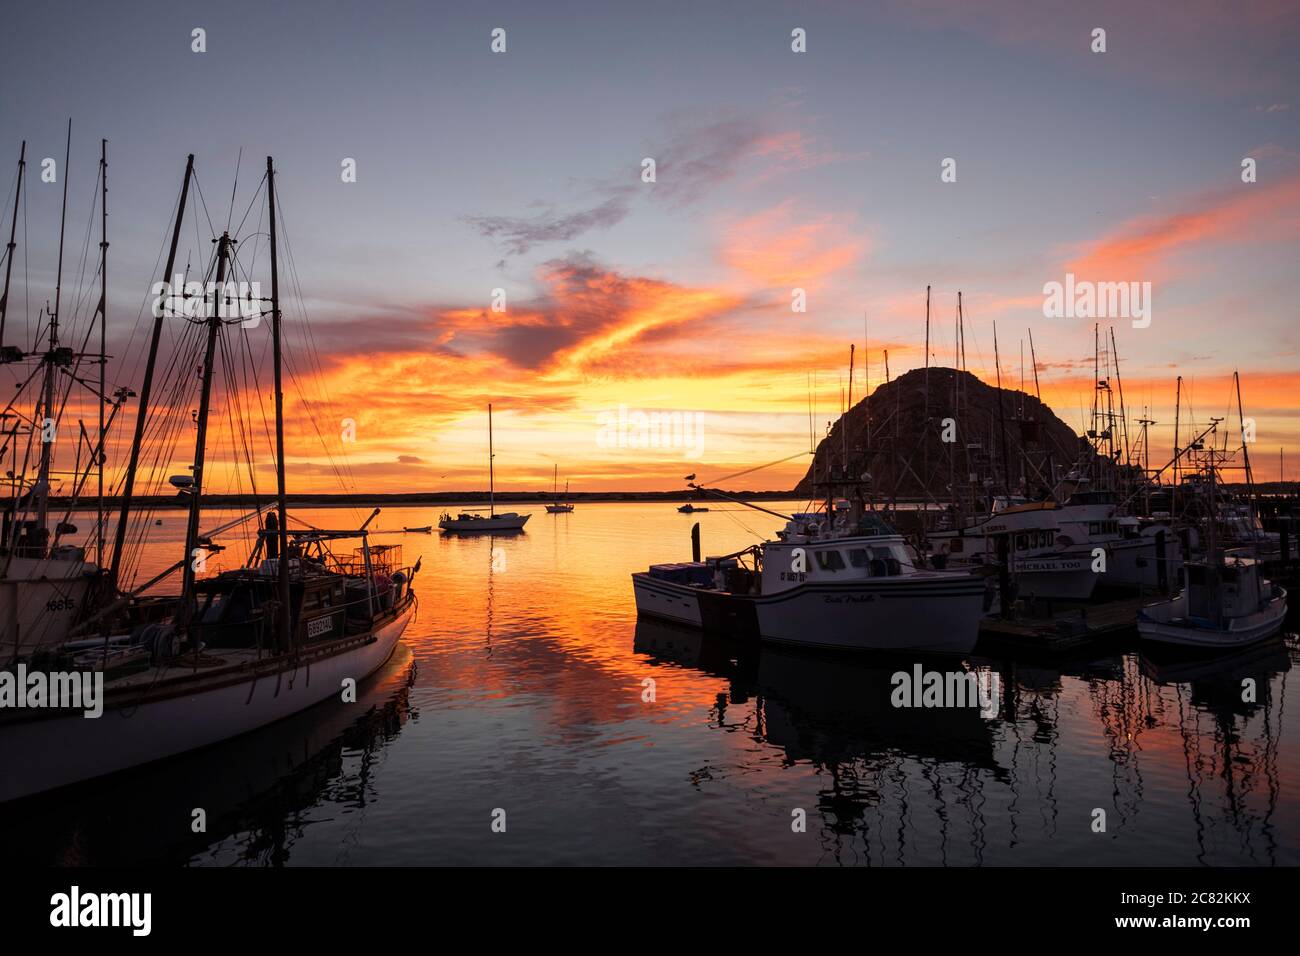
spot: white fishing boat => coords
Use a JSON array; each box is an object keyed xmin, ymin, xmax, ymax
[
  {"xmin": 633, "ymin": 504, "xmax": 988, "ymax": 653},
  {"xmin": 544, "ymin": 466, "xmax": 574, "ymax": 513},
  {"xmin": 0, "ymin": 137, "xmax": 122, "ymax": 663},
  {"xmin": 1138, "ymin": 556, "xmax": 1286, "ymax": 650},
  {"xmin": 439, "ymin": 404, "xmax": 529, "ymax": 533},
  {"xmin": 1138, "ymin": 451, "xmax": 1286, "ymax": 650}
]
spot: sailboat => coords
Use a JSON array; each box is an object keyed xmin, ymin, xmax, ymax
[
  {"xmin": 439, "ymin": 404, "xmax": 530, "ymax": 532},
  {"xmin": 0, "ymin": 156, "xmax": 419, "ymax": 804},
  {"xmin": 545, "ymin": 465, "xmax": 574, "ymax": 513}
]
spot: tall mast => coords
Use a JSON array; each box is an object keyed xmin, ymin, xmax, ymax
[
  {"xmin": 1028, "ymin": 327, "xmax": 1041, "ymax": 400},
  {"xmin": 109, "ymin": 154, "xmax": 193, "ymax": 589},
  {"xmin": 1234, "ymin": 370, "xmax": 1255, "ymax": 513},
  {"xmin": 0, "ymin": 140, "xmax": 25, "ymax": 350},
  {"xmin": 177, "ymin": 230, "xmax": 232, "ymax": 625},
  {"xmin": 1172, "ymin": 375, "xmax": 1182, "ymax": 517},
  {"xmin": 37, "ymin": 120, "xmax": 72, "ymax": 539},
  {"xmin": 96, "ymin": 139, "xmax": 107, "ymax": 566},
  {"xmin": 1110, "ymin": 326, "xmax": 1130, "ymax": 476},
  {"xmin": 488, "ymin": 403, "xmax": 495, "ymax": 517},
  {"xmin": 267, "ymin": 157, "xmax": 291, "ymax": 651},
  {"xmin": 993, "ymin": 320, "xmax": 1010, "ymax": 494}
]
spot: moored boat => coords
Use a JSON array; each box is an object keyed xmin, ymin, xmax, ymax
[
  {"xmin": 634, "ymin": 506, "xmax": 988, "ymax": 653},
  {"xmin": 439, "ymin": 404, "xmax": 530, "ymax": 533}
]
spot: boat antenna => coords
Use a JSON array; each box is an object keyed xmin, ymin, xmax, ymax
[{"xmin": 488, "ymin": 403, "xmax": 495, "ymax": 518}]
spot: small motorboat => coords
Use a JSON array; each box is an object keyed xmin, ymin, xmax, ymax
[
  {"xmin": 403, "ymin": 525, "xmax": 433, "ymax": 533},
  {"xmin": 1138, "ymin": 554, "xmax": 1286, "ymax": 650},
  {"xmin": 677, "ymin": 503, "xmax": 709, "ymax": 513}
]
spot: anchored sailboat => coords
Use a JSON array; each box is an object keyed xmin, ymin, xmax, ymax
[
  {"xmin": 439, "ymin": 404, "xmax": 529, "ymax": 532},
  {"xmin": 544, "ymin": 465, "xmax": 573, "ymax": 513}
]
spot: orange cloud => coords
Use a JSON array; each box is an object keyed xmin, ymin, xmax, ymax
[
  {"xmin": 720, "ymin": 201, "xmax": 867, "ymax": 289},
  {"xmin": 1067, "ymin": 174, "xmax": 1300, "ymax": 282}
]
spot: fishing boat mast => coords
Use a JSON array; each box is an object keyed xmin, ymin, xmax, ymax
[
  {"xmin": 267, "ymin": 156, "xmax": 291, "ymax": 652},
  {"xmin": 108, "ymin": 155, "xmax": 193, "ymax": 590},
  {"xmin": 176, "ymin": 230, "xmax": 233, "ymax": 628},
  {"xmin": 35, "ymin": 122, "xmax": 74, "ymax": 542},
  {"xmin": 488, "ymin": 403, "xmax": 496, "ymax": 518}
]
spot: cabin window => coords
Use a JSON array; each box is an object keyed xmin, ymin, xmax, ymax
[
  {"xmin": 847, "ymin": 548, "xmax": 870, "ymax": 568},
  {"xmin": 815, "ymin": 549, "xmax": 846, "ymax": 572},
  {"xmin": 950, "ymin": 538, "xmax": 963, "ymax": 553},
  {"xmin": 1015, "ymin": 533, "xmax": 1028, "ymax": 551}
]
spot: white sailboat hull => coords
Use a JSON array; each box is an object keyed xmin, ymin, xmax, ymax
[{"xmin": 0, "ymin": 601, "xmax": 412, "ymax": 803}]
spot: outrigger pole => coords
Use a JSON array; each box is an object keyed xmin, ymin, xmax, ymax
[
  {"xmin": 267, "ymin": 156, "xmax": 292, "ymax": 652},
  {"xmin": 0, "ymin": 140, "xmax": 24, "ymax": 351},
  {"xmin": 108, "ymin": 154, "xmax": 194, "ymax": 591}
]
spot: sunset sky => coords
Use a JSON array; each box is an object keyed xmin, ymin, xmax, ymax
[{"xmin": 2, "ymin": 0, "xmax": 1298, "ymax": 495}]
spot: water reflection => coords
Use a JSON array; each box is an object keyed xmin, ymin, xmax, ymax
[
  {"xmin": 634, "ymin": 617, "xmax": 1295, "ymax": 866},
  {"xmin": 3, "ymin": 647, "xmax": 417, "ymax": 866}
]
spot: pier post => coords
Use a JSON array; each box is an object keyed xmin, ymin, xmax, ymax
[{"xmin": 996, "ymin": 533, "xmax": 1011, "ymax": 618}]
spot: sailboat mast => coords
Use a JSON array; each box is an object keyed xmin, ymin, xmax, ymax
[
  {"xmin": 1172, "ymin": 375, "xmax": 1182, "ymax": 517},
  {"xmin": 993, "ymin": 321, "xmax": 1010, "ymax": 494},
  {"xmin": 37, "ymin": 121, "xmax": 72, "ymax": 539},
  {"xmin": 267, "ymin": 157, "xmax": 291, "ymax": 650},
  {"xmin": 0, "ymin": 140, "xmax": 24, "ymax": 350},
  {"xmin": 96, "ymin": 138, "xmax": 107, "ymax": 567},
  {"xmin": 109, "ymin": 154, "xmax": 193, "ymax": 589},
  {"xmin": 178, "ymin": 231, "xmax": 232, "ymax": 622},
  {"xmin": 1028, "ymin": 327, "xmax": 1041, "ymax": 399},
  {"xmin": 488, "ymin": 403, "xmax": 495, "ymax": 517}
]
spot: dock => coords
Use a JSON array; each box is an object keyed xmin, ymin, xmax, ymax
[{"xmin": 978, "ymin": 596, "xmax": 1145, "ymax": 653}]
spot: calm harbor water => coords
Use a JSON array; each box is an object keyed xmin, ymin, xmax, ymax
[{"xmin": 6, "ymin": 502, "xmax": 1298, "ymax": 866}]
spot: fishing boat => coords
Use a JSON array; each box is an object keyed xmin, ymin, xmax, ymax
[
  {"xmin": 0, "ymin": 135, "xmax": 129, "ymax": 664},
  {"xmin": 1138, "ymin": 442, "xmax": 1286, "ymax": 651},
  {"xmin": 677, "ymin": 503, "xmax": 709, "ymax": 513},
  {"xmin": 0, "ymin": 156, "xmax": 419, "ymax": 803},
  {"xmin": 634, "ymin": 501, "xmax": 988, "ymax": 653},
  {"xmin": 544, "ymin": 465, "xmax": 574, "ymax": 513},
  {"xmin": 439, "ymin": 404, "xmax": 529, "ymax": 533}
]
